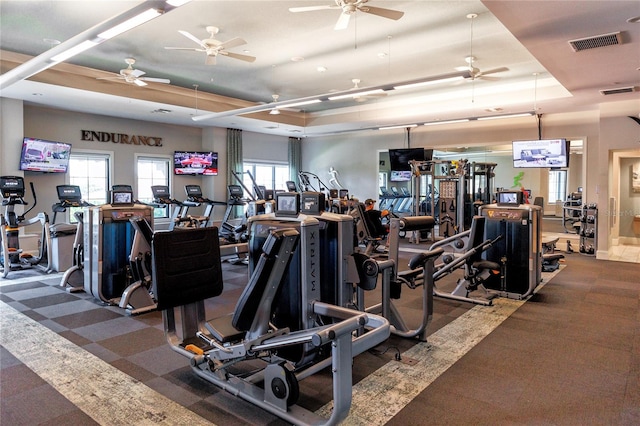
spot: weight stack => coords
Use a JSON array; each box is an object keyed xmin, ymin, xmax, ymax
[{"xmin": 479, "ymin": 203, "xmax": 542, "ymax": 299}]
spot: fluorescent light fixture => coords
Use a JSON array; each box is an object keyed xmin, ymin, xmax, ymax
[
  {"xmin": 97, "ymin": 8, "xmax": 163, "ymax": 40},
  {"xmin": 378, "ymin": 124, "xmax": 418, "ymax": 130},
  {"xmin": 192, "ymin": 71, "xmax": 471, "ymax": 122},
  {"xmin": 393, "ymin": 75, "xmax": 465, "ymax": 90},
  {"xmin": 423, "ymin": 119, "xmax": 470, "ymax": 126},
  {"xmin": 328, "ymin": 89, "xmax": 385, "ymax": 101},
  {"xmin": 1, "ymin": 1, "xmax": 192, "ymax": 91},
  {"xmin": 278, "ymin": 99, "xmax": 322, "ymax": 109},
  {"xmin": 477, "ymin": 112, "xmax": 534, "ymax": 121},
  {"xmin": 50, "ymin": 40, "xmax": 99, "ymax": 63}
]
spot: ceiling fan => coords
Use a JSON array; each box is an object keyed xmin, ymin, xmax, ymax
[
  {"xmin": 97, "ymin": 58, "xmax": 170, "ymax": 86},
  {"xmin": 455, "ymin": 56, "xmax": 509, "ymax": 81},
  {"xmin": 164, "ymin": 26, "xmax": 256, "ymax": 65},
  {"xmin": 289, "ymin": 0, "xmax": 404, "ymax": 30},
  {"xmin": 350, "ymin": 79, "xmax": 387, "ymax": 102},
  {"xmin": 454, "ymin": 13, "xmax": 508, "ymax": 82}
]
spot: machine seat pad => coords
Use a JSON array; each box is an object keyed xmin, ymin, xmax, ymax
[
  {"xmin": 399, "ymin": 215, "xmax": 435, "ymax": 231},
  {"xmin": 408, "ymin": 247, "xmax": 444, "ymax": 270},
  {"xmin": 543, "ymin": 253, "xmax": 565, "ymax": 261},
  {"xmin": 152, "ymin": 227, "xmax": 223, "ymax": 311},
  {"xmin": 542, "ymin": 236, "xmax": 559, "ymax": 246},
  {"xmin": 205, "ymin": 314, "xmax": 245, "ymax": 343},
  {"xmin": 130, "ymin": 217, "xmax": 154, "ymax": 245},
  {"xmin": 472, "ymin": 260, "xmax": 501, "ymax": 271},
  {"xmin": 231, "ymin": 229, "xmax": 300, "ymax": 332}
]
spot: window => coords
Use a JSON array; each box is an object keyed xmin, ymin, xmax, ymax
[
  {"xmin": 136, "ymin": 155, "xmax": 171, "ymax": 218},
  {"xmin": 68, "ymin": 152, "xmax": 111, "ymax": 223},
  {"xmin": 548, "ymin": 170, "xmax": 567, "ymax": 203},
  {"xmin": 378, "ymin": 172, "xmax": 388, "ymax": 191},
  {"xmin": 242, "ymin": 162, "xmax": 289, "ymax": 197}
]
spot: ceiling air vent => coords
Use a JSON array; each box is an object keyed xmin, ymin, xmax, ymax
[
  {"xmin": 599, "ymin": 86, "xmax": 636, "ymax": 96},
  {"xmin": 568, "ymin": 31, "xmax": 622, "ymax": 52}
]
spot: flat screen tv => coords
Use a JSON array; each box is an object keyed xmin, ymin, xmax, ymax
[
  {"xmin": 388, "ymin": 148, "xmax": 433, "ymax": 171},
  {"xmin": 390, "ymin": 170, "xmax": 413, "ymax": 182},
  {"xmin": 173, "ymin": 151, "xmax": 218, "ymax": 175},
  {"xmin": 19, "ymin": 137, "xmax": 72, "ymax": 173},
  {"xmin": 512, "ymin": 139, "xmax": 569, "ymax": 168}
]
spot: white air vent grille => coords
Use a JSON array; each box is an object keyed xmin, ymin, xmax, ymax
[
  {"xmin": 599, "ymin": 86, "xmax": 636, "ymax": 96},
  {"xmin": 569, "ymin": 31, "xmax": 622, "ymax": 52}
]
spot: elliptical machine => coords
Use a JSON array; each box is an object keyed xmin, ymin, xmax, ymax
[
  {"xmin": 0, "ymin": 176, "xmax": 52, "ymax": 278},
  {"xmin": 57, "ymin": 185, "xmax": 93, "ymax": 291}
]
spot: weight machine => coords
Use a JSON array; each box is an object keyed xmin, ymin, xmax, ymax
[
  {"xmin": 152, "ymin": 198, "xmax": 390, "ymax": 425},
  {"xmin": 0, "ymin": 176, "xmax": 52, "ymax": 278}
]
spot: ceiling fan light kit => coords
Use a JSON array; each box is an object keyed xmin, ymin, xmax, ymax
[
  {"xmin": 164, "ymin": 26, "xmax": 256, "ymax": 65},
  {"xmin": 97, "ymin": 57, "xmax": 170, "ymax": 87}
]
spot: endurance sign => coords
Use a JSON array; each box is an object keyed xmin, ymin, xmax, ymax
[{"xmin": 81, "ymin": 130, "xmax": 162, "ymax": 147}]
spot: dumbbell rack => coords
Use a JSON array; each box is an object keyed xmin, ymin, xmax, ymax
[{"xmin": 579, "ymin": 203, "xmax": 597, "ymax": 255}]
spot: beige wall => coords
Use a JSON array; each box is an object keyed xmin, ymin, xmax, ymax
[{"xmin": 2, "ymin": 98, "xmax": 638, "ymax": 258}]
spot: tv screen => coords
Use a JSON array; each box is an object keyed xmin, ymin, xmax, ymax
[
  {"xmin": 20, "ymin": 137, "xmax": 71, "ymax": 173},
  {"xmin": 111, "ymin": 190, "xmax": 133, "ymax": 205},
  {"xmin": 390, "ymin": 170, "xmax": 412, "ymax": 182},
  {"xmin": 512, "ymin": 139, "xmax": 569, "ymax": 168},
  {"xmin": 56, "ymin": 185, "xmax": 82, "ymax": 201},
  {"xmin": 174, "ymin": 151, "xmax": 218, "ymax": 175},
  {"xmin": 388, "ymin": 148, "xmax": 433, "ymax": 171},
  {"xmin": 497, "ymin": 190, "xmax": 523, "ymax": 206},
  {"xmin": 275, "ymin": 192, "xmax": 300, "ymax": 217},
  {"xmin": 0, "ymin": 176, "xmax": 25, "ymax": 198}
]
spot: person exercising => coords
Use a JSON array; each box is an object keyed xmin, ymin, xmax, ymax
[{"xmin": 363, "ymin": 198, "xmax": 389, "ymax": 239}]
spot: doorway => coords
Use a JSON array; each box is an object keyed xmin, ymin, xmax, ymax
[{"xmin": 609, "ymin": 150, "xmax": 640, "ymax": 263}]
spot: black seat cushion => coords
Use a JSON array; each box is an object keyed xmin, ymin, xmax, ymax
[{"xmin": 152, "ymin": 227, "xmax": 223, "ymax": 310}]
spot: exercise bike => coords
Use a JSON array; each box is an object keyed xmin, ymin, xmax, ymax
[{"xmin": 0, "ymin": 176, "xmax": 52, "ymax": 278}]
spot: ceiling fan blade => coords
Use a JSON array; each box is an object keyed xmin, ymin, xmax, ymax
[
  {"xmin": 220, "ymin": 51, "xmax": 256, "ymax": 63},
  {"xmin": 178, "ymin": 30, "xmax": 208, "ymax": 49},
  {"xmin": 359, "ymin": 5, "xmax": 404, "ymax": 20},
  {"xmin": 131, "ymin": 69, "xmax": 145, "ymax": 78},
  {"xmin": 478, "ymin": 76, "xmax": 501, "ymax": 81},
  {"xmin": 478, "ymin": 66, "xmax": 509, "ymax": 76},
  {"xmin": 289, "ymin": 5, "xmax": 337, "ymax": 13},
  {"xmin": 164, "ymin": 47, "xmax": 204, "ymax": 52},
  {"xmin": 220, "ymin": 37, "xmax": 246, "ymax": 50},
  {"xmin": 140, "ymin": 77, "xmax": 170, "ymax": 84},
  {"xmin": 455, "ymin": 65, "xmax": 472, "ymax": 72},
  {"xmin": 334, "ymin": 12, "xmax": 351, "ymax": 30},
  {"xmin": 96, "ymin": 76, "xmax": 123, "ymax": 81},
  {"xmin": 205, "ymin": 54, "xmax": 217, "ymax": 65},
  {"xmin": 133, "ymin": 79, "xmax": 148, "ymax": 87}
]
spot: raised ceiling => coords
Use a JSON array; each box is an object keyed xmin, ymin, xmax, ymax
[{"xmin": 1, "ymin": 1, "xmax": 639, "ymax": 137}]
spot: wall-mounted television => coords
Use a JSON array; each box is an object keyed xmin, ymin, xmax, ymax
[
  {"xmin": 19, "ymin": 137, "xmax": 72, "ymax": 173},
  {"xmin": 388, "ymin": 148, "xmax": 433, "ymax": 171},
  {"xmin": 512, "ymin": 139, "xmax": 569, "ymax": 168},
  {"xmin": 390, "ymin": 170, "xmax": 412, "ymax": 182},
  {"xmin": 173, "ymin": 151, "xmax": 218, "ymax": 175}
]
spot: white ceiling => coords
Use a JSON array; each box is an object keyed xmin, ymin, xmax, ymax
[{"xmin": 1, "ymin": 0, "xmax": 639, "ymax": 137}]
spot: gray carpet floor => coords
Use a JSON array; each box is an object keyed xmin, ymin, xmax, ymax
[{"xmin": 1, "ymin": 231, "xmax": 638, "ymax": 425}]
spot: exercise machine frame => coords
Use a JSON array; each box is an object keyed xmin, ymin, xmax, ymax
[{"xmin": 152, "ymin": 225, "xmax": 390, "ymax": 426}]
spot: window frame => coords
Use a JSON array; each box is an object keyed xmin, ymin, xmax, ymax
[
  {"xmin": 135, "ymin": 153, "xmax": 172, "ymax": 220},
  {"xmin": 66, "ymin": 149, "xmax": 113, "ymax": 223}
]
